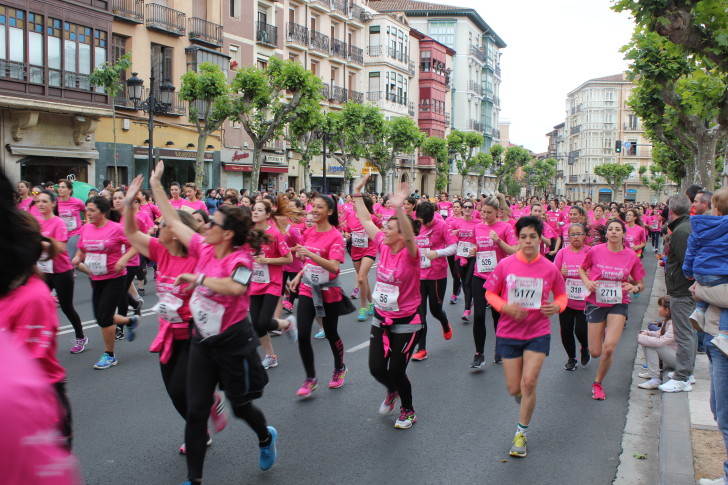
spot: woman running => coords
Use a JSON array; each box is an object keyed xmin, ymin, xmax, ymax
[
  {"xmin": 553, "ymin": 222, "xmax": 591, "ymax": 371},
  {"xmin": 281, "ymin": 199, "xmax": 305, "ymax": 314},
  {"xmin": 451, "ymin": 198, "xmax": 479, "ymax": 320},
  {"xmin": 411, "ymin": 200, "xmax": 457, "ymax": 361},
  {"xmin": 35, "ymin": 190, "xmax": 87, "ymax": 353},
  {"xmin": 437, "ymin": 192, "xmax": 452, "ymax": 219},
  {"xmin": 149, "ymin": 163, "xmax": 279, "ymax": 483},
  {"xmin": 624, "ymin": 209, "xmax": 647, "ymax": 258},
  {"xmin": 341, "ymin": 194, "xmax": 379, "ymax": 321},
  {"xmin": 353, "ymin": 179, "xmax": 422, "ymax": 429},
  {"xmin": 184, "ymin": 183, "xmax": 208, "ymax": 214},
  {"xmin": 579, "ymin": 218, "xmax": 646, "ymax": 400},
  {"xmin": 288, "ymin": 195, "xmax": 349, "ymax": 398},
  {"xmin": 447, "ymin": 200, "xmax": 464, "ymax": 303},
  {"xmin": 17, "ymin": 179, "xmax": 32, "ymax": 211},
  {"xmin": 56, "ymin": 180, "xmax": 86, "ymax": 262}
]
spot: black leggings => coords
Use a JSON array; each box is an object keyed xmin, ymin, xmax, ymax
[
  {"xmin": 116, "ymin": 265, "xmax": 140, "ymax": 317},
  {"xmin": 447, "ymin": 255, "xmax": 462, "ymax": 296},
  {"xmin": 283, "ymin": 271, "xmax": 299, "ymax": 304},
  {"xmin": 457, "ymin": 257, "xmax": 476, "ymax": 310},
  {"xmin": 159, "ymin": 338, "xmax": 190, "ymax": 420},
  {"xmin": 54, "ymin": 380, "xmax": 73, "ymax": 450},
  {"xmin": 369, "ymin": 324, "xmax": 421, "ymax": 410},
  {"xmin": 91, "ymin": 276, "xmax": 127, "ymax": 328},
  {"xmin": 185, "ymin": 339, "xmax": 269, "ymax": 481},
  {"xmin": 417, "ymin": 278, "xmax": 448, "ymax": 350},
  {"xmin": 472, "ymin": 275, "xmax": 501, "ymax": 354},
  {"xmin": 44, "ymin": 270, "xmax": 84, "ymax": 339},
  {"xmin": 558, "ymin": 306, "xmax": 589, "ymax": 359},
  {"xmin": 296, "ymin": 295, "xmax": 343, "ymax": 378},
  {"xmin": 650, "ymin": 231, "xmax": 661, "ymax": 248},
  {"xmin": 250, "ymin": 293, "xmax": 280, "ymax": 338}
]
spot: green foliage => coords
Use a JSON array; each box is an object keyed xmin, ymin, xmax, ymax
[
  {"xmin": 497, "ymin": 146, "xmax": 532, "ymax": 196},
  {"xmin": 529, "ymin": 158, "xmax": 558, "ymax": 195},
  {"xmin": 594, "ymin": 163, "xmax": 634, "ymax": 198},
  {"xmin": 286, "ymin": 102, "xmax": 324, "ymax": 192},
  {"xmin": 89, "ymin": 53, "xmax": 132, "ymax": 97},
  {"xmin": 365, "ymin": 117, "xmax": 425, "ymax": 193},
  {"xmin": 421, "ymin": 136, "xmax": 450, "ymax": 193}
]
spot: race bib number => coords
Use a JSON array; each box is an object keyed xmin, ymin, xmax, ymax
[
  {"xmin": 352, "ymin": 231, "xmax": 368, "ymax": 248},
  {"xmin": 507, "ymin": 277, "xmax": 544, "ymax": 309},
  {"xmin": 476, "ymin": 250, "xmax": 497, "ymax": 273},
  {"xmin": 190, "ymin": 292, "xmax": 225, "ymax": 338},
  {"xmin": 304, "ymin": 264, "xmax": 330, "ymax": 286},
  {"xmin": 152, "ymin": 293, "xmax": 184, "ymax": 323},
  {"xmin": 37, "ymin": 252, "xmax": 54, "ymax": 274},
  {"xmin": 439, "ymin": 209, "xmax": 448, "ymax": 217},
  {"xmin": 372, "ymin": 281, "xmax": 400, "ymax": 312},
  {"xmin": 597, "ymin": 280, "xmax": 623, "ymax": 305},
  {"xmin": 419, "ymin": 247, "xmax": 431, "ymax": 269},
  {"xmin": 252, "ymin": 262, "xmax": 270, "ymax": 284},
  {"xmin": 651, "ymin": 221, "xmax": 658, "ymax": 230},
  {"xmin": 85, "ymin": 252, "xmax": 108, "ymax": 276},
  {"xmin": 61, "ymin": 215, "xmax": 77, "ymax": 231},
  {"xmin": 456, "ymin": 241, "xmax": 475, "ymax": 258},
  {"xmin": 565, "ymin": 278, "xmax": 587, "ymax": 301}
]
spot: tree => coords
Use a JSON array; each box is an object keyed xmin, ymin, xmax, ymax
[
  {"xmin": 364, "ymin": 117, "xmax": 425, "ymax": 194},
  {"xmin": 488, "ymin": 144, "xmax": 505, "ymax": 194},
  {"xmin": 447, "ymin": 130, "xmax": 485, "ymax": 196},
  {"xmin": 286, "ymin": 102, "xmax": 323, "ymax": 192},
  {"xmin": 420, "ymin": 136, "xmax": 450, "ymax": 193},
  {"xmin": 529, "ymin": 158, "xmax": 558, "ymax": 197},
  {"xmin": 230, "ymin": 57, "xmax": 322, "ymax": 192},
  {"xmin": 472, "ymin": 152, "xmax": 494, "ymax": 196},
  {"xmin": 89, "ymin": 53, "xmax": 132, "ymax": 186},
  {"xmin": 179, "ymin": 63, "xmax": 231, "ymax": 188},
  {"xmin": 640, "ymin": 164, "xmax": 668, "ymax": 200},
  {"xmin": 594, "ymin": 163, "xmax": 634, "ymax": 200},
  {"xmin": 497, "ymin": 146, "xmax": 531, "ymax": 196}
]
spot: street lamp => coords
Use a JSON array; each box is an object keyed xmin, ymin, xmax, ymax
[
  {"xmin": 447, "ymin": 148, "xmax": 457, "ymax": 194},
  {"xmin": 126, "ymin": 69, "xmax": 176, "ymax": 182}
]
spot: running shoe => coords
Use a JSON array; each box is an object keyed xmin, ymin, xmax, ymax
[
  {"xmin": 514, "ymin": 393, "xmax": 522, "ymax": 404},
  {"xmin": 282, "ymin": 300, "xmax": 294, "ymax": 313},
  {"xmin": 450, "ymin": 295, "xmax": 458, "ymax": 304},
  {"xmin": 469, "ymin": 353, "xmax": 485, "ymax": 369},
  {"xmin": 350, "ymin": 288, "xmax": 360, "ymax": 299},
  {"xmin": 639, "ymin": 378, "xmax": 662, "ymax": 389},
  {"xmin": 314, "ymin": 329, "xmax": 326, "ymax": 339},
  {"xmin": 132, "ymin": 297, "xmax": 143, "ymax": 316},
  {"xmin": 329, "ymin": 366, "xmax": 348, "ymax": 389},
  {"xmin": 367, "ymin": 302, "xmax": 375, "ymax": 316},
  {"xmin": 659, "ymin": 378, "xmax": 693, "ymax": 392},
  {"xmin": 270, "ymin": 330, "xmax": 283, "ymax": 336},
  {"xmin": 179, "ymin": 436, "xmax": 212, "ymax": 455},
  {"xmin": 259, "ymin": 426, "xmax": 278, "ymax": 471},
  {"xmin": 126, "ymin": 316, "xmax": 139, "ymax": 342},
  {"xmin": 580, "ymin": 347, "xmax": 591, "ymax": 367},
  {"xmin": 378, "ymin": 391, "xmax": 399, "ymax": 415},
  {"xmin": 357, "ymin": 307, "xmax": 367, "ymax": 321},
  {"xmin": 209, "ymin": 392, "xmax": 229, "ymax": 433},
  {"xmin": 564, "ymin": 358, "xmax": 577, "ymax": 371},
  {"xmin": 115, "ymin": 326, "xmax": 125, "ymax": 341},
  {"xmin": 509, "ymin": 432, "xmax": 527, "ymax": 457},
  {"xmin": 442, "ymin": 323, "xmax": 453, "ymax": 340},
  {"xmin": 296, "ymin": 378, "xmax": 318, "ymax": 397},
  {"xmin": 412, "ymin": 349, "xmax": 428, "ymax": 361},
  {"xmin": 285, "ymin": 315, "xmax": 298, "ymax": 343},
  {"xmin": 93, "ymin": 353, "xmax": 117, "ymax": 370},
  {"xmin": 667, "ymin": 372, "xmax": 696, "ymax": 384},
  {"xmin": 262, "ymin": 354, "xmax": 278, "ymax": 369},
  {"xmin": 592, "ymin": 382, "xmax": 606, "ymax": 400},
  {"xmin": 70, "ymin": 337, "xmax": 88, "ymax": 354},
  {"xmin": 461, "ymin": 309, "xmax": 471, "ymax": 321},
  {"xmin": 494, "ymin": 354, "xmax": 502, "ymax": 364},
  {"xmin": 394, "ymin": 408, "xmax": 416, "ymax": 429}
]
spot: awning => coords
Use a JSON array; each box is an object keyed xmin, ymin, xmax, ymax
[
  {"xmin": 19, "ymin": 157, "xmax": 90, "ymax": 167},
  {"xmin": 599, "ymin": 188, "xmax": 612, "ymax": 193},
  {"xmin": 627, "ymin": 189, "xmax": 637, "ymax": 193},
  {"xmin": 10, "ymin": 145, "xmax": 99, "ymax": 159},
  {"xmin": 222, "ymin": 164, "xmax": 288, "ymax": 173}
]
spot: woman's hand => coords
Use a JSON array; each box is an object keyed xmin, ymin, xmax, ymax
[
  {"xmin": 468, "ymin": 247, "xmax": 477, "ymax": 258},
  {"xmin": 389, "ymin": 182, "xmax": 408, "ymax": 209},
  {"xmin": 502, "ymin": 303, "xmax": 527, "ymax": 321},
  {"xmin": 541, "ymin": 302, "xmax": 560, "ymax": 316},
  {"xmin": 114, "ymin": 260, "xmax": 126, "ymax": 273},
  {"xmin": 489, "ymin": 230, "xmax": 500, "ymax": 244},
  {"xmin": 174, "ymin": 273, "xmax": 198, "ymax": 293},
  {"xmin": 426, "ymin": 250, "xmax": 438, "ymax": 260},
  {"xmin": 287, "ymin": 273, "xmax": 302, "ymax": 292},
  {"xmin": 353, "ymin": 176, "xmax": 369, "ymax": 194},
  {"xmin": 584, "ymin": 279, "xmax": 598, "ymax": 293},
  {"xmin": 125, "ymin": 175, "xmax": 144, "ymax": 205},
  {"xmin": 561, "ymin": 264, "xmax": 568, "ymax": 276},
  {"xmin": 623, "ymin": 282, "xmax": 640, "ymax": 294},
  {"xmin": 254, "ymin": 254, "xmax": 268, "ymax": 265},
  {"xmin": 150, "ymin": 160, "xmax": 165, "ymax": 187}
]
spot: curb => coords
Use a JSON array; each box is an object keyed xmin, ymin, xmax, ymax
[{"xmin": 660, "ymin": 391, "xmax": 695, "ymax": 485}]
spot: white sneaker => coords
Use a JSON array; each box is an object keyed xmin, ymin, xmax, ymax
[
  {"xmin": 690, "ymin": 308, "xmax": 706, "ymax": 331},
  {"xmin": 262, "ymin": 354, "xmax": 278, "ymax": 369},
  {"xmin": 667, "ymin": 372, "xmax": 696, "ymax": 384},
  {"xmin": 638, "ymin": 372, "xmax": 652, "ymax": 379},
  {"xmin": 659, "ymin": 378, "xmax": 693, "ymax": 393},
  {"xmin": 711, "ymin": 334, "xmax": 728, "ymax": 357},
  {"xmin": 639, "ymin": 378, "xmax": 662, "ymax": 389},
  {"xmin": 698, "ymin": 478, "xmax": 725, "ymax": 485}
]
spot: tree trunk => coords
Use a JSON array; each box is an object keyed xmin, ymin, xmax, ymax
[
  {"xmin": 695, "ymin": 135, "xmax": 719, "ymax": 191},
  {"xmin": 460, "ymin": 174, "xmax": 465, "ymax": 198},
  {"xmin": 303, "ymin": 163, "xmax": 312, "ymax": 192},
  {"xmin": 249, "ymin": 144, "xmax": 263, "ymax": 193},
  {"xmin": 112, "ymin": 108, "xmax": 118, "ymax": 186},
  {"xmin": 194, "ymin": 132, "xmax": 208, "ymax": 188}
]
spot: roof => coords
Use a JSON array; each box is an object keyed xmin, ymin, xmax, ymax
[
  {"xmin": 369, "ymin": 0, "xmax": 506, "ymax": 48},
  {"xmin": 589, "ymin": 73, "xmax": 626, "ymax": 83}
]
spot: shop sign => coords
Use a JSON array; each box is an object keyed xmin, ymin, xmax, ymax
[
  {"xmin": 133, "ymin": 147, "xmax": 214, "ymax": 160},
  {"xmin": 328, "ymin": 165, "xmax": 345, "ymax": 173},
  {"xmin": 231, "ymin": 151, "xmax": 250, "ymax": 161},
  {"xmin": 362, "ymin": 167, "xmax": 371, "ymax": 175},
  {"xmin": 364, "ymin": 161, "xmax": 379, "ymax": 172}
]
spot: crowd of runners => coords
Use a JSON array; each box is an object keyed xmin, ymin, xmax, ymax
[{"xmin": 5, "ymin": 164, "xmax": 728, "ymax": 485}]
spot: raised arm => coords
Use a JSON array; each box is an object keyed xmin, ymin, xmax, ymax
[
  {"xmin": 390, "ymin": 183, "xmax": 418, "ymax": 258},
  {"xmin": 149, "ymin": 161, "xmax": 196, "ymax": 248},
  {"xmin": 123, "ymin": 175, "xmax": 152, "ymax": 258},
  {"xmin": 352, "ymin": 176, "xmax": 380, "ymax": 241}
]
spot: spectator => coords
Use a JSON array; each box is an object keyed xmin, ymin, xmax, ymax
[
  {"xmin": 637, "ymin": 296, "xmax": 676, "ymax": 389},
  {"xmin": 690, "ymin": 189, "xmax": 714, "ymax": 352}
]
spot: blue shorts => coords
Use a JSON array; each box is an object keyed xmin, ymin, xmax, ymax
[
  {"xmin": 496, "ymin": 335, "xmax": 551, "ymax": 359},
  {"xmin": 585, "ymin": 303, "xmax": 629, "ymax": 323}
]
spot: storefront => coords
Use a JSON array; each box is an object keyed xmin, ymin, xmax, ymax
[
  {"xmin": 598, "ymin": 188, "xmax": 612, "ymax": 203},
  {"xmin": 132, "ymin": 147, "xmax": 219, "ymax": 190},
  {"xmin": 10, "ymin": 144, "xmax": 97, "ymax": 185},
  {"xmin": 624, "ymin": 188, "xmax": 637, "ymax": 202},
  {"xmin": 221, "ymin": 162, "xmax": 289, "ymax": 193}
]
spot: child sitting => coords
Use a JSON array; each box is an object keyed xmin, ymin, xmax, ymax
[{"xmin": 637, "ymin": 296, "xmax": 676, "ymax": 389}]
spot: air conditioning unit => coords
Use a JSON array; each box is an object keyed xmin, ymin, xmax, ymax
[
  {"xmin": 362, "ymin": 12, "xmax": 372, "ymax": 21},
  {"xmin": 264, "ymin": 155, "xmax": 286, "ymax": 164}
]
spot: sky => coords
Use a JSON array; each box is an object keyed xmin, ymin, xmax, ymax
[{"xmin": 435, "ymin": 0, "xmax": 637, "ymax": 153}]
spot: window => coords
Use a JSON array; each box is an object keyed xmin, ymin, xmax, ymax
[
  {"xmin": 186, "ymin": 46, "xmax": 229, "ymax": 73},
  {"xmin": 258, "ymin": 10, "xmax": 268, "ymax": 25},
  {"xmin": 257, "ymin": 58, "xmax": 267, "ymax": 70},
  {"xmin": 628, "ymin": 114, "xmax": 639, "ymax": 130},
  {"xmin": 28, "ymin": 12, "xmax": 43, "ymax": 83},
  {"xmin": 310, "ymin": 59, "xmax": 318, "ymax": 76},
  {"xmin": 289, "ymin": 53, "xmax": 298, "ymax": 64},
  {"xmin": 229, "ymin": 44, "xmax": 240, "ymax": 66},
  {"xmin": 112, "ymin": 35, "xmax": 127, "ymax": 83},
  {"xmin": 420, "ymin": 50, "xmax": 431, "ymax": 71},
  {"xmin": 151, "ymin": 43, "xmax": 173, "ymax": 82},
  {"xmin": 368, "ymin": 71, "xmax": 379, "ymax": 94},
  {"xmin": 428, "ymin": 20, "xmax": 455, "ymax": 47},
  {"xmin": 627, "ymin": 139, "xmax": 637, "ymax": 156},
  {"xmin": 230, "ymin": 0, "xmax": 241, "ymax": 18}
]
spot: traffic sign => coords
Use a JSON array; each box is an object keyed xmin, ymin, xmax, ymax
[{"xmin": 623, "ymin": 141, "xmax": 632, "ymax": 150}]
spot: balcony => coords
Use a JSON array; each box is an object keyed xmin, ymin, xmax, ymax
[
  {"xmin": 492, "ymin": 128, "xmax": 500, "ymax": 139},
  {"xmin": 569, "ymin": 175, "xmax": 579, "ymax": 183},
  {"xmin": 350, "ymin": 4, "xmax": 367, "ymax": 22},
  {"xmin": 320, "ymin": 82, "xmax": 330, "ymax": 99},
  {"xmin": 468, "ymin": 119, "xmax": 482, "ymax": 132},
  {"xmin": 624, "ymin": 122, "xmax": 641, "ymax": 131},
  {"xmin": 570, "ymin": 125, "xmax": 581, "ymax": 135},
  {"xmin": 189, "ymin": 17, "xmax": 222, "ymax": 47},
  {"xmin": 407, "ymin": 60, "xmax": 416, "ymax": 76},
  {"xmin": 112, "ymin": 0, "xmax": 144, "ymax": 23},
  {"xmin": 349, "ymin": 90, "xmax": 364, "ymax": 104},
  {"xmin": 445, "ymin": 112, "xmax": 450, "ymax": 125},
  {"xmin": 310, "ymin": 0, "xmax": 332, "ymax": 10},
  {"xmin": 467, "ymin": 80, "xmax": 483, "ymax": 96},
  {"xmin": 348, "ymin": 45, "xmax": 364, "ymax": 65},
  {"xmin": 387, "ymin": 46, "xmax": 408, "ymax": 63},
  {"xmin": 385, "ymin": 92, "xmax": 407, "ymax": 105},
  {"xmin": 310, "ymin": 30, "xmax": 330, "ymax": 54},
  {"xmin": 367, "ymin": 91, "xmax": 382, "ymax": 102},
  {"xmin": 408, "ymin": 102, "xmax": 415, "ymax": 117},
  {"xmin": 469, "ymin": 45, "xmax": 486, "ymax": 63},
  {"xmin": 256, "ymin": 21, "xmax": 278, "ymax": 47},
  {"xmin": 286, "ymin": 23, "xmax": 309, "ymax": 46},
  {"xmin": 331, "ymin": 0, "xmax": 348, "ymax": 16},
  {"xmin": 484, "ymin": 88, "xmax": 494, "ymax": 101},
  {"xmin": 146, "ymin": 3, "xmax": 186, "ymax": 36},
  {"xmin": 367, "ymin": 45, "xmax": 383, "ymax": 57},
  {"xmin": 331, "ymin": 38, "xmax": 347, "ymax": 60},
  {"xmin": 331, "ymin": 85, "xmax": 348, "ymax": 104},
  {"xmin": 0, "ymin": 59, "xmax": 28, "ymax": 82},
  {"xmin": 495, "ymin": 65, "xmax": 501, "ymax": 77}
]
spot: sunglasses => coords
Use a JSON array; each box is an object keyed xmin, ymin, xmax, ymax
[
  {"xmin": 462, "ymin": 205, "xmax": 474, "ymax": 209},
  {"xmin": 208, "ymin": 220, "xmax": 224, "ymax": 229},
  {"xmin": 569, "ymin": 233, "xmax": 586, "ymax": 237},
  {"xmin": 31, "ymin": 191, "xmax": 41, "ymax": 195}
]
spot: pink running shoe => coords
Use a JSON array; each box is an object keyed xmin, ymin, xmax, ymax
[
  {"xmin": 592, "ymin": 382, "xmax": 606, "ymax": 401},
  {"xmin": 350, "ymin": 288, "xmax": 360, "ymax": 299},
  {"xmin": 297, "ymin": 378, "xmax": 319, "ymax": 397},
  {"xmin": 282, "ymin": 300, "xmax": 294, "ymax": 313},
  {"xmin": 329, "ymin": 366, "xmax": 348, "ymax": 389},
  {"xmin": 378, "ymin": 391, "xmax": 399, "ymax": 415},
  {"xmin": 70, "ymin": 337, "xmax": 88, "ymax": 354},
  {"xmin": 209, "ymin": 392, "xmax": 229, "ymax": 433}
]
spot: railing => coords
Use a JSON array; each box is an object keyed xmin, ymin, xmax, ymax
[
  {"xmin": 495, "ymin": 65, "xmax": 501, "ymax": 77},
  {"xmin": 146, "ymin": 3, "xmax": 186, "ymax": 36},
  {"xmin": 189, "ymin": 17, "xmax": 223, "ymax": 47},
  {"xmin": 331, "ymin": 0, "xmax": 348, "ymax": 15},
  {"xmin": 387, "ymin": 46, "xmax": 408, "ymax": 63},
  {"xmin": 407, "ymin": 59, "xmax": 415, "ymax": 76},
  {"xmin": 468, "ymin": 119, "xmax": 482, "ymax": 132},
  {"xmin": 570, "ymin": 125, "xmax": 581, "ymax": 135},
  {"xmin": 311, "ymin": 0, "xmax": 332, "ymax": 9},
  {"xmin": 385, "ymin": 92, "xmax": 407, "ymax": 105},
  {"xmin": 467, "ymin": 80, "xmax": 483, "ymax": 96},
  {"xmin": 64, "ymin": 71, "xmax": 92, "ymax": 90},
  {"xmin": 469, "ymin": 45, "xmax": 486, "ymax": 62},
  {"xmin": 331, "ymin": 38, "xmax": 347, "ymax": 59},
  {"xmin": 367, "ymin": 45, "xmax": 383, "ymax": 57},
  {"xmin": 331, "ymin": 85, "xmax": 348, "ymax": 103},
  {"xmin": 349, "ymin": 45, "xmax": 364, "ymax": 65},
  {"xmin": 367, "ymin": 91, "xmax": 382, "ymax": 101},
  {"xmin": 112, "ymin": 0, "xmax": 144, "ymax": 23},
  {"xmin": 624, "ymin": 122, "xmax": 641, "ymax": 131},
  {"xmin": 310, "ymin": 30, "xmax": 330, "ymax": 54},
  {"xmin": 408, "ymin": 102, "xmax": 415, "ymax": 116},
  {"xmin": 350, "ymin": 4, "xmax": 366, "ymax": 21},
  {"xmin": 349, "ymin": 90, "xmax": 364, "ymax": 103},
  {"xmin": 321, "ymin": 82, "xmax": 330, "ymax": 99},
  {"xmin": 286, "ymin": 23, "xmax": 309, "ymax": 46},
  {"xmin": 263, "ymin": 137, "xmax": 287, "ymax": 151},
  {"xmin": 484, "ymin": 88, "xmax": 494, "ymax": 100},
  {"xmin": 569, "ymin": 175, "xmax": 579, "ymax": 183},
  {"xmin": 114, "ymin": 94, "xmax": 135, "ymax": 108},
  {"xmin": 493, "ymin": 95, "xmax": 500, "ymax": 106},
  {"xmin": 256, "ymin": 21, "xmax": 278, "ymax": 47},
  {"xmin": 445, "ymin": 112, "xmax": 451, "ymax": 125},
  {"xmin": 0, "ymin": 59, "xmax": 26, "ymax": 81},
  {"xmin": 492, "ymin": 128, "xmax": 500, "ymax": 139}
]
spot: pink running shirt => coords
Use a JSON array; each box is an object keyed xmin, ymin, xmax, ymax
[
  {"xmin": 298, "ymin": 226, "xmax": 346, "ymax": 304},
  {"xmin": 39, "ymin": 217, "xmax": 73, "ymax": 274},
  {"xmin": 373, "ymin": 231, "xmax": 421, "ymax": 318},
  {"xmin": 77, "ymin": 220, "xmax": 128, "ymax": 280},
  {"xmin": 553, "ymin": 245, "xmax": 591, "ymax": 310},
  {"xmin": 57, "ymin": 197, "xmax": 86, "ymax": 237},
  {"xmin": 249, "ymin": 224, "xmax": 290, "ymax": 296},
  {"xmin": 580, "ymin": 243, "xmax": 646, "ymax": 307},
  {"xmin": 416, "ymin": 216, "xmax": 457, "ymax": 280},
  {"xmin": 472, "ymin": 221, "xmax": 518, "ymax": 279}
]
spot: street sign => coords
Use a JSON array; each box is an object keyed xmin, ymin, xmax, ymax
[{"xmin": 623, "ymin": 141, "xmax": 632, "ymax": 150}]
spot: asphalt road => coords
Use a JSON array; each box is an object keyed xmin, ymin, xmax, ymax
[{"xmin": 56, "ymin": 250, "xmax": 658, "ymax": 485}]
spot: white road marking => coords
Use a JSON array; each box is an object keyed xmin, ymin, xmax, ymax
[
  {"xmin": 345, "ymin": 340, "xmax": 370, "ymax": 353},
  {"xmin": 57, "ymin": 310, "xmax": 156, "ymax": 336}
]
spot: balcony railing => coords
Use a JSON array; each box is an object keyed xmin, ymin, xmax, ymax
[
  {"xmin": 387, "ymin": 46, "xmax": 408, "ymax": 63},
  {"xmin": 350, "ymin": 4, "xmax": 367, "ymax": 22},
  {"xmin": 445, "ymin": 112, "xmax": 451, "ymax": 125},
  {"xmin": 331, "ymin": 38, "xmax": 347, "ymax": 60},
  {"xmin": 0, "ymin": 59, "xmax": 27, "ymax": 81},
  {"xmin": 310, "ymin": 30, "xmax": 330, "ymax": 54},
  {"xmin": 570, "ymin": 125, "xmax": 581, "ymax": 135},
  {"xmin": 468, "ymin": 119, "xmax": 482, "ymax": 132},
  {"xmin": 367, "ymin": 45, "xmax": 383, "ymax": 57},
  {"xmin": 331, "ymin": 0, "xmax": 348, "ymax": 15},
  {"xmin": 189, "ymin": 17, "xmax": 223, "ymax": 47},
  {"xmin": 408, "ymin": 102, "xmax": 415, "ymax": 116},
  {"xmin": 470, "ymin": 45, "xmax": 486, "ymax": 63},
  {"xmin": 492, "ymin": 128, "xmax": 500, "ymax": 139},
  {"xmin": 385, "ymin": 92, "xmax": 407, "ymax": 105},
  {"xmin": 112, "ymin": 0, "xmax": 144, "ymax": 23},
  {"xmin": 349, "ymin": 90, "xmax": 364, "ymax": 104},
  {"xmin": 569, "ymin": 175, "xmax": 579, "ymax": 183},
  {"xmin": 311, "ymin": 0, "xmax": 332, "ymax": 9},
  {"xmin": 349, "ymin": 45, "xmax": 364, "ymax": 65},
  {"xmin": 467, "ymin": 80, "xmax": 483, "ymax": 96},
  {"xmin": 331, "ymin": 85, "xmax": 347, "ymax": 104},
  {"xmin": 495, "ymin": 65, "xmax": 501, "ymax": 77},
  {"xmin": 256, "ymin": 21, "xmax": 278, "ymax": 47},
  {"xmin": 146, "ymin": 3, "xmax": 186, "ymax": 36},
  {"xmin": 367, "ymin": 91, "xmax": 382, "ymax": 101},
  {"xmin": 407, "ymin": 60, "xmax": 416, "ymax": 76},
  {"xmin": 321, "ymin": 82, "xmax": 330, "ymax": 99},
  {"xmin": 286, "ymin": 22, "xmax": 309, "ymax": 46}
]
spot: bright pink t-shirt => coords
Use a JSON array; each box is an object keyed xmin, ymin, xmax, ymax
[
  {"xmin": 56, "ymin": 197, "xmax": 85, "ymax": 237},
  {"xmin": 139, "ymin": 203, "xmax": 161, "ymax": 221},
  {"xmin": 451, "ymin": 217, "xmax": 480, "ymax": 264},
  {"xmin": 540, "ymin": 223, "xmax": 557, "ymax": 255},
  {"xmin": 170, "ymin": 198, "xmax": 185, "ymax": 210},
  {"xmin": 374, "ymin": 231, "xmax": 421, "ymax": 318},
  {"xmin": 342, "ymin": 210, "xmax": 380, "ymax": 260},
  {"xmin": 298, "ymin": 226, "xmax": 346, "ymax": 304},
  {"xmin": 18, "ymin": 197, "xmax": 32, "ymax": 212},
  {"xmin": 485, "ymin": 252, "xmax": 566, "ymax": 340},
  {"xmin": 249, "ymin": 225, "xmax": 289, "ymax": 296},
  {"xmin": 553, "ymin": 245, "xmax": 590, "ymax": 310},
  {"xmin": 437, "ymin": 201, "xmax": 453, "ymax": 218},
  {"xmin": 580, "ymin": 243, "xmax": 646, "ymax": 307},
  {"xmin": 29, "ymin": 203, "xmax": 42, "ymax": 223},
  {"xmin": 472, "ymin": 221, "xmax": 518, "ymax": 279},
  {"xmin": 378, "ymin": 207, "xmax": 396, "ymax": 223},
  {"xmin": 0, "ymin": 275, "xmax": 65, "ymax": 383},
  {"xmin": 39, "ymin": 217, "xmax": 73, "ymax": 274},
  {"xmin": 546, "ymin": 210, "xmax": 565, "ymax": 233},
  {"xmin": 119, "ymin": 213, "xmax": 153, "ymax": 267},
  {"xmin": 282, "ymin": 223, "xmax": 304, "ymax": 273},
  {"xmin": 184, "ymin": 199, "xmax": 208, "ymax": 214},
  {"xmin": 416, "ymin": 216, "xmax": 457, "ymax": 280},
  {"xmin": 77, "ymin": 220, "xmax": 128, "ymax": 280},
  {"xmin": 625, "ymin": 224, "xmax": 647, "ymax": 256}
]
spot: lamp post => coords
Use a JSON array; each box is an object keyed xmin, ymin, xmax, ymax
[
  {"xmin": 126, "ymin": 69, "xmax": 175, "ymax": 182},
  {"xmin": 447, "ymin": 148, "xmax": 456, "ymax": 194}
]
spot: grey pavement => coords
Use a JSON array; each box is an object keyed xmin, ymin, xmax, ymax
[{"xmin": 56, "ymin": 254, "xmax": 657, "ymax": 485}]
